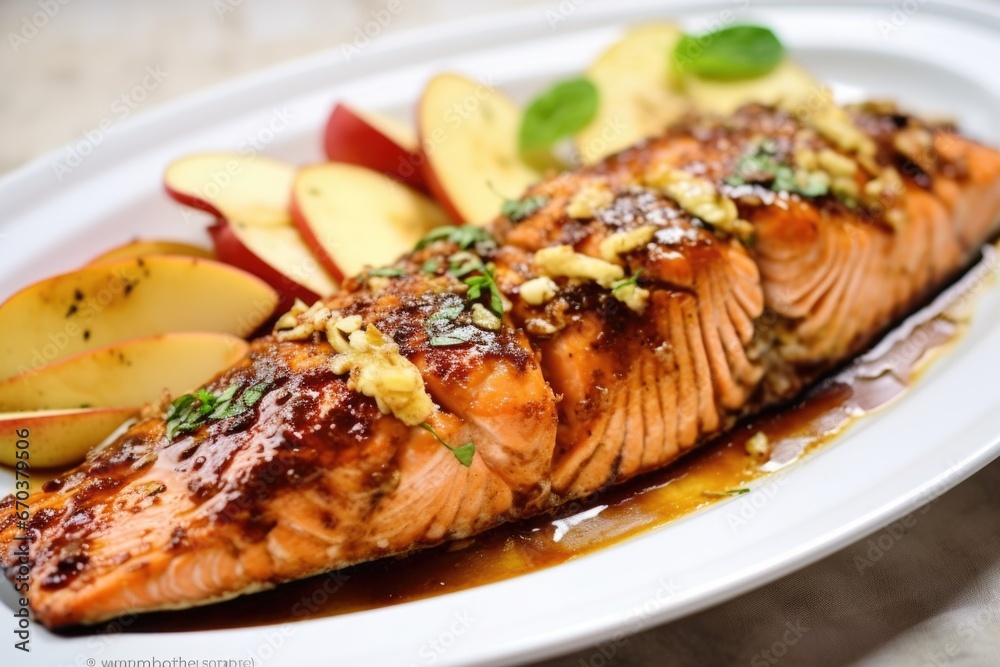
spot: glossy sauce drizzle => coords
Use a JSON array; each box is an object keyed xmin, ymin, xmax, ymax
[{"xmin": 56, "ymin": 248, "xmax": 994, "ymax": 635}]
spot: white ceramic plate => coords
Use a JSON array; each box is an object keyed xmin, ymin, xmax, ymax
[{"xmin": 3, "ymin": 1, "xmax": 1000, "ymax": 665}]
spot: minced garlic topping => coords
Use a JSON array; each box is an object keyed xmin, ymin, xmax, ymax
[
  {"xmin": 599, "ymin": 225, "xmax": 656, "ymax": 263},
  {"xmin": 793, "ymin": 94, "xmax": 878, "ymax": 174},
  {"xmin": 328, "ymin": 323, "xmax": 433, "ymax": 426},
  {"xmin": 745, "ymin": 431, "xmax": 770, "ymax": 457},
  {"xmin": 534, "ymin": 245, "xmax": 624, "ymax": 288},
  {"xmin": 566, "ymin": 182, "xmax": 615, "ymax": 219},
  {"xmin": 816, "ymin": 149, "xmax": 857, "ymax": 177},
  {"xmin": 273, "ymin": 302, "xmax": 433, "ymax": 426},
  {"xmin": 612, "ymin": 282, "xmax": 650, "ymax": 314},
  {"xmin": 274, "ymin": 299, "xmax": 331, "ymax": 341},
  {"xmin": 519, "ymin": 276, "xmax": 559, "ymax": 306},
  {"xmin": 645, "ymin": 166, "xmax": 753, "ymax": 241}
]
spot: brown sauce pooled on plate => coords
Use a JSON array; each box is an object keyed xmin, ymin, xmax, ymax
[{"xmin": 54, "ymin": 249, "xmax": 995, "ymax": 636}]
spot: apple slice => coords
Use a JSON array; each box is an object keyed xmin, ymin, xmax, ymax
[
  {"xmin": 324, "ymin": 104, "xmax": 428, "ymax": 192},
  {"xmin": 209, "ymin": 220, "xmax": 337, "ymax": 307},
  {"xmin": 418, "ymin": 73, "xmax": 542, "ymax": 225},
  {"xmin": 0, "ymin": 407, "xmax": 137, "ymax": 468},
  {"xmin": 0, "ymin": 332, "xmax": 248, "ymax": 412},
  {"xmin": 164, "ymin": 153, "xmax": 295, "ymax": 227},
  {"xmin": 574, "ymin": 24, "xmax": 691, "ymax": 164},
  {"xmin": 88, "ymin": 239, "xmax": 215, "ymax": 266},
  {"xmin": 164, "ymin": 152, "xmax": 338, "ymax": 304},
  {"xmin": 292, "ymin": 163, "xmax": 450, "ymax": 281},
  {"xmin": 681, "ymin": 60, "xmax": 819, "ymax": 115},
  {"xmin": 0, "ymin": 256, "xmax": 279, "ymax": 380}
]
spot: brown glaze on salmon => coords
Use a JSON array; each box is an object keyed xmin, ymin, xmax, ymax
[{"xmin": 3, "ymin": 103, "xmax": 1000, "ymax": 627}]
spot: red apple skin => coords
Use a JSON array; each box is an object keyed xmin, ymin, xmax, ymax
[
  {"xmin": 163, "ymin": 182, "xmax": 225, "ymax": 219},
  {"xmin": 208, "ymin": 220, "xmax": 318, "ymax": 312},
  {"xmin": 289, "ymin": 196, "xmax": 347, "ymax": 285},
  {"xmin": 323, "ymin": 104, "xmax": 429, "ymax": 193}
]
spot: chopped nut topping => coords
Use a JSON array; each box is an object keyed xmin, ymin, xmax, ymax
[
  {"xmin": 520, "ymin": 276, "xmax": 559, "ymax": 306},
  {"xmin": 599, "ymin": 225, "xmax": 656, "ymax": 263},
  {"xmin": 470, "ymin": 303, "xmax": 502, "ymax": 331},
  {"xmin": 745, "ymin": 431, "xmax": 770, "ymax": 457},
  {"xmin": 275, "ymin": 299, "xmax": 331, "ymax": 341}
]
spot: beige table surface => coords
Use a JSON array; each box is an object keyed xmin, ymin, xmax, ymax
[{"xmin": 3, "ymin": 1, "xmax": 1000, "ymax": 665}]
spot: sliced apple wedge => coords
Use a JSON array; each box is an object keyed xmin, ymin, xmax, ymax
[
  {"xmin": 574, "ymin": 24, "xmax": 691, "ymax": 164},
  {"xmin": 165, "ymin": 152, "xmax": 338, "ymax": 304},
  {"xmin": 418, "ymin": 73, "xmax": 542, "ymax": 225},
  {"xmin": 324, "ymin": 104, "xmax": 428, "ymax": 192},
  {"xmin": 0, "ymin": 256, "xmax": 279, "ymax": 380},
  {"xmin": 88, "ymin": 239, "xmax": 215, "ymax": 266},
  {"xmin": 292, "ymin": 163, "xmax": 450, "ymax": 281},
  {"xmin": 164, "ymin": 153, "xmax": 295, "ymax": 227},
  {"xmin": 0, "ymin": 332, "xmax": 248, "ymax": 412},
  {"xmin": 681, "ymin": 60, "xmax": 819, "ymax": 115},
  {"xmin": 209, "ymin": 220, "xmax": 337, "ymax": 307},
  {"xmin": 0, "ymin": 407, "xmax": 137, "ymax": 468}
]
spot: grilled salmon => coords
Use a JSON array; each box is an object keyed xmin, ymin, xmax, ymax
[{"xmin": 3, "ymin": 102, "xmax": 1000, "ymax": 627}]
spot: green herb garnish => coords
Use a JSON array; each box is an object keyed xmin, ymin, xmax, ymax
[
  {"xmin": 519, "ymin": 77, "xmax": 599, "ymax": 151},
  {"xmin": 165, "ymin": 381, "xmax": 271, "ymax": 439},
  {"xmin": 702, "ymin": 488, "xmax": 751, "ymax": 498},
  {"xmin": 420, "ymin": 423, "xmax": 476, "ymax": 467},
  {"xmin": 421, "ymin": 258, "xmax": 441, "ymax": 274},
  {"xmin": 674, "ymin": 25, "xmax": 784, "ymax": 81},
  {"xmin": 501, "ymin": 195, "xmax": 549, "ymax": 222},
  {"xmin": 368, "ymin": 267, "xmax": 405, "ymax": 278},
  {"xmin": 447, "ymin": 251, "xmax": 486, "ymax": 278},
  {"xmin": 415, "ymin": 225, "xmax": 496, "ymax": 252},
  {"xmin": 424, "ymin": 303, "xmax": 475, "ymax": 347},
  {"xmin": 465, "ymin": 265, "xmax": 504, "ymax": 318},
  {"xmin": 726, "ymin": 143, "xmax": 829, "ymax": 198},
  {"xmin": 611, "ymin": 268, "xmax": 644, "ymax": 293}
]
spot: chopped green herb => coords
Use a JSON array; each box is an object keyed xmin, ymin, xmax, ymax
[
  {"xmin": 428, "ymin": 330, "xmax": 475, "ymax": 347},
  {"xmin": 501, "ymin": 195, "xmax": 549, "ymax": 222},
  {"xmin": 702, "ymin": 488, "xmax": 751, "ymax": 498},
  {"xmin": 165, "ymin": 382, "xmax": 271, "ymax": 440},
  {"xmin": 674, "ymin": 25, "xmax": 785, "ymax": 81},
  {"xmin": 447, "ymin": 251, "xmax": 486, "ymax": 278},
  {"xmin": 421, "ymin": 258, "xmax": 441, "ymax": 274},
  {"xmin": 368, "ymin": 267, "xmax": 406, "ymax": 278},
  {"xmin": 726, "ymin": 143, "xmax": 830, "ymax": 198},
  {"xmin": 610, "ymin": 268, "xmax": 644, "ymax": 293},
  {"xmin": 465, "ymin": 265, "xmax": 504, "ymax": 318},
  {"xmin": 420, "ymin": 423, "xmax": 476, "ymax": 467},
  {"xmin": 415, "ymin": 225, "xmax": 496, "ymax": 252},
  {"xmin": 424, "ymin": 303, "xmax": 474, "ymax": 347},
  {"xmin": 519, "ymin": 77, "xmax": 599, "ymax": 151}
]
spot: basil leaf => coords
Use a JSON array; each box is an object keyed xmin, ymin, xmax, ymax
[
  {"xmin": 675, "ymin": 25, "xmax": 784, "ymax": 81},
  {"xmin": 428, "ymin": 331, "xmax": 474, "ymax": 347},
  {"xmin": 519, "ymin": 77, "xmax": 599, "ymax": 151}
]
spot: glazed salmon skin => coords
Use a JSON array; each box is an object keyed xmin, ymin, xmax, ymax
[{"xmin": 3, "ymin": 101, "xmax": 1000, "ymax": 627}]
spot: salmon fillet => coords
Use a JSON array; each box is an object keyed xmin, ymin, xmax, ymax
[{"xmin": 4, "ymin": 102, "xmax": 1000, "ymax": 627}]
